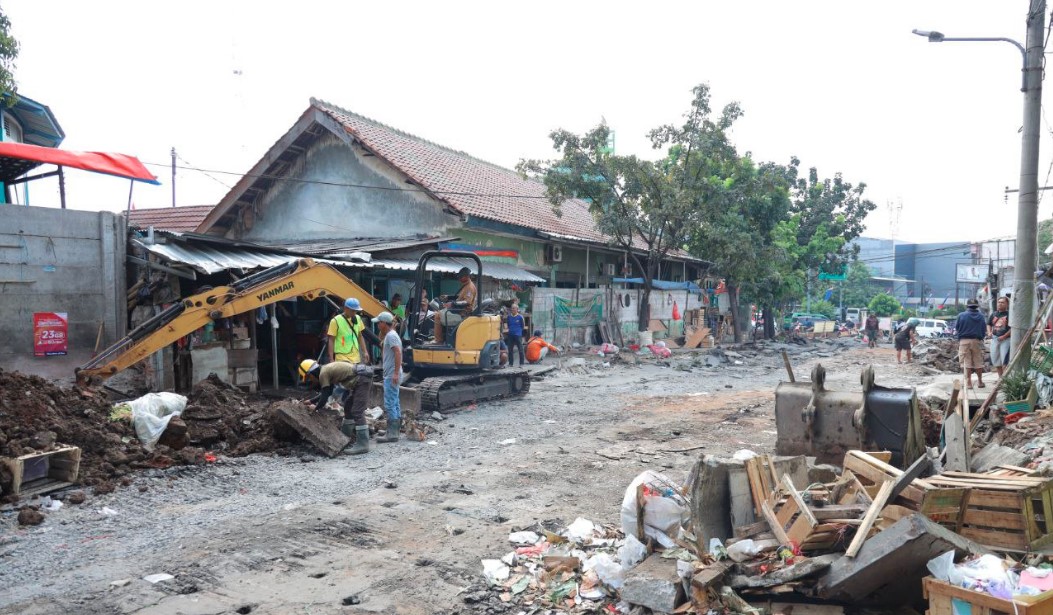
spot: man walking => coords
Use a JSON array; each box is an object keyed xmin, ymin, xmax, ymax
[
  {"xmin": 374, "ymin": 312, "xmax": 403, "ymax": 443},
  {"xmin": 864, "ymin": 313, "xmax": 880, "ymax": 348},
  {"xmin": 298, "ymin": 359, "xmax": 373, "ymax": 454},
  {"xmin": 505, "ymin": 304, "xmax": 526, "ymax": 366},
  {"xmin": 956, "ymin": 298, "xmax": 988, "ymax": 388},
  {"xmin": 988, "ymin": 296, "xmax": 1011, "ymax": 376}
]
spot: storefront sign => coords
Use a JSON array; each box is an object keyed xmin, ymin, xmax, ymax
[{"xmin": 33, "ymin": 312, "xmax": 68, "ymax": 356}]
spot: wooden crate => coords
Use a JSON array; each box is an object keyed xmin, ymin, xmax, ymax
[
  {"xmin": 924, "ymin": 577, "xmax": 1053, "ymax": 615},
  {"xmin": 843, "ymin": 450, "xmax": 967, "ymax": 531},
  {"xmin": 761, "ymin": 474, "xmax": 861, "ymax": 552},
  {"xmin": 927, "ymin": 472, "xmax": 1053, "ymax": 552},
  {"xmin": 1, "ymin": 445, "xmax": 81, "ymax": 498}
]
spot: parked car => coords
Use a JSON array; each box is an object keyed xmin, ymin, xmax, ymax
[
  {"xmin": 782, "ymin": 312, "xmax": 831, "ymax": 331},
  {"xmin": 915, "ymin": 318, "xmax": 950, "ymax": 338}
]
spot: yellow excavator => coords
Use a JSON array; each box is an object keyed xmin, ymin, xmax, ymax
[{"xmin": 77, "ymin": 251, "xmax": 531, "ymax": 414}]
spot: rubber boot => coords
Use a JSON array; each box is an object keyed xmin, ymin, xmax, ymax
[
  {"xmin": 378, "ymin": 419, "xmax": 401, "ymax": 443},
  {"xmin": 345, "ymin": 425, "xmax": 372, "ymax": 455},
  {"xmin": 339, "ymin": 420, "xmax": 355, "ymax": 438}
]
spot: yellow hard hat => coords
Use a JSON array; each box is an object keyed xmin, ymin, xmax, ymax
[{"xmin": 298, "ymin": 359, "xmax": 318, "ymax": 381}]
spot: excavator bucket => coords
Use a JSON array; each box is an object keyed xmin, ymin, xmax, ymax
[{"xmin": 774, "ymin": 364, "xmax": 924, "ymax": 468}]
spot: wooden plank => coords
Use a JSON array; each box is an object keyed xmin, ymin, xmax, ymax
[
  {"xmin": 924, "ymin": 578, "xmax": 1053, "ymax": 615},
  {"xmin": 761, "ymin": 500, "xmax": 791, "ymax": 545},
  {"xmin": 942, "ymin": 413, "xmax": 968, "ymax": 472},
  {"xmin": 960, "ymin": 526, "xmax": 1028, "ymax": 551},
  {"xmin": 781, "ymin": 350, "xmax": 795, "ymax": 382},
  {"xmin": 812, "ymin": 504, "xmax": 867, "ymax": 520},
  {"xmin": 845, "ymin": 480, "xmax": 894, "ymax": 558},
  {"xmin": 889, "ymin": 454, "xmax": 931, "ymax": 502},
  {"xmin": 963, "ymin": 509, "xmax": 1027, "ymax": 531},
  {"xmin": 745, "ymin": 458, "xmax": 768, "ymax": 516},
  {"xmin": 782, "ymin": 475, "xmax": 817, "ymax": 527},
  {"xmin": 944, "ymin": 380, "xmax": 962, "ymax": 417},
  {"xmin": 861, "ymin": 451, "xmax": 893, "ymax": 463}
]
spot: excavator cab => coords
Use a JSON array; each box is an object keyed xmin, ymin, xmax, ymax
[{"xmin": 406, "ymin": 251, "xmax": 501, "ymax": 371}]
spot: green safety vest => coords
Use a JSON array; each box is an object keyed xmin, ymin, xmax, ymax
[{"xmin": 333, "ymin": 314, "xmax": 363, "ymax": 357}]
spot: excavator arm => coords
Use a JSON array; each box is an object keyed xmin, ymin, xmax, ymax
[{"xmin": 76, "ymin": 258, "xmax": 389, "ymax": 385}]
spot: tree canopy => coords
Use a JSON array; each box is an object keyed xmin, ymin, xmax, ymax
[
  {"xmin": 0, "ymin": 9, "xmax": 18, "ymax": 103},
  {"xmin": 868, "ymin": 292, "xmax": 901, "ymax": 317}
]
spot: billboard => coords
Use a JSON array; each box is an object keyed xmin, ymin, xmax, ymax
[
  {"xmin": 956, "ymin": 263, "xmax": 988, "ymax": 284},
  {"xmin": 33, "ymin": 312, "xmax": 68, "ymax": 356}
]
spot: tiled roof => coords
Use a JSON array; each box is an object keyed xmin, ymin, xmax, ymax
[
  {"xmin": 312, "ymin": 99, "xmax": 611, "ymax": 245},
  {"xmin": 127, "ymin": 205, "xmax": 215, "ymax": 233}
]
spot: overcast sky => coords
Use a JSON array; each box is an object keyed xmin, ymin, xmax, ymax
[{"xmin": 3, "ymin": 1, "xmax": 1049, "ymax": 243}]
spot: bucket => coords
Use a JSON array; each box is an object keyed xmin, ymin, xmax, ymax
[{"xmin": 639, "ymin": 330, "xmax": 654, "ymax": 346}]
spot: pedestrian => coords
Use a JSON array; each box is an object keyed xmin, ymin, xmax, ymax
[
  {"xmin": 988, "ymin": 296, "xmax": 1011, "ymax": 377},
  {"xmin": 504, "ymin": 304, "xmax": 526, "ymax": 366},
  {"xmin": 434, "ymin": 268, "xmax": 477, "ymax": 344},
  {"xmin": 956, "ymin": 298, "xmax": 988, "ymax": 388},
  {"xmin": 864, "ymin": 313, "xmax": 880, "ymax": 349},
  {"xmin": 525, "ymin": 329, "xmax": 560, "ymax": 364},
  {"xmin": 373, "ymin": 312, "xmax": 403, "ymax": 443},
  {"xmin": 894, "ymin": 318, "xmax": 918, "ymax": 364},
  {"xmin": 298, "ymin": 359, "xmax": 373, "ymax": 454}
]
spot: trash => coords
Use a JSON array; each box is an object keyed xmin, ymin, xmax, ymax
[
  {"xmin": 585, "ymin": 552, "xmax": 625, "ymax": 589},
  {"xmin": 732, "ymin": 449, "xmax": 757, "ymax": 461},
  {"xmin": 482, "ymin": 559, "xmax": 510, "ymax": 584},
  {"xmin": 726, "ymin": 538, "xmax": 762, "ymax": 563},
  {"xmin": 709, "ymin": 538, "xmax": 728, "ymax": 560},
  {"xmin": 508, "ymin": 530, "xmax": 540, "ymax": 545},
  {"xmin": 367, "ymin": 406, "xmax": 384, "ymax": 420},
  {"xmin": 39, "ymin": 497, "xmax": 63, "ymax": 513},
  {"xmin": 114, "ymin": 392, "xmax": 187, "ymax": 452},
  {"xmin": 598, "ymin": 343, "xmax": 619, "ymax": 354},
  {"xmin": 431, "ymin": 411, "xmax": 445, "ymax": 421},
  {"xmin": 501, "ymin": 551, "xmax": 516, "ymax": 566},
  {"xmin": 142, "ymin": 573, "xmax": 174, "ymax": 584},
  {"xmin": 617, "ymin": 534, "xmax": 647, "ymax": 569},
  {"xmin": 566, "ymin": 517, "xmax": 598, "ymax": 542},
  {"xmin": 620, "ymin": 471, "xmax": 689, "ymax": 548},
  {"xmin": 499, "ymin": 438, "xmax": 516, "ymax": 446},
  {"xmin": 99, "ymin": 507, "xmax": 119, "ymax": 517},
  {"xmin": 109, "ymin": 579, "xmax": 131, "ymax": 588}
]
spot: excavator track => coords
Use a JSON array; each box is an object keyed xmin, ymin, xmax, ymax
[{"xmin": 418, "ymin": 368, "xmax": 531, "ymax": 414}]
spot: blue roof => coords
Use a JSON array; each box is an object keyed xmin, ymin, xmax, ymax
[
  {"xmin": 3, "ymin": 93, "xmax": 64, "ymax": 148},
  {"xmin": 613, "ymin": 277, "xmax": 701, "ymax": 292}
]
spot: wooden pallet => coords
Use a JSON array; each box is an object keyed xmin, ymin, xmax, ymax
[
  {"xmin": 985, "ymin": 465, "xmax": 1038, "ymax": 478},
  {"xmin": 842, "ymin": 450, "xmax": 966, "ymax": 531},
  {"xmin": 1, "ymin": 445, "xmax": 81, "ymax": 497},
  {"xmin": 761, "ymin": 474, "xmax": 862, "ymax": 552},
  {"xmin": 924, "ymin": 577, "xmax": 1053, "ymax": 615},
  {"xmin": 926, "ymin": 471, "xmax": 1053, "ymax": 552}
]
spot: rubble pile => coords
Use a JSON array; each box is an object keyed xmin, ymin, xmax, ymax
[
  {"xmin": 182, "ymin": 374, "xmax": 282, "ymax": 456},
  {"xmin": 914, "ymin": 338, "xmax": 991, "ymax": 373}
]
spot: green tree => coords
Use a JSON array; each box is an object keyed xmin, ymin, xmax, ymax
[
  {"xmin": 868, "ymin": 292, "xmax": 900, "ymax": 316},
  {"xmin": 810, "ymin": 299, "xmax": 837, "ymax": 319},
  {"xmin": 0, "ymin": 10, "xmax": 17, "ymax": 102},
  {"xmin": 842, "ymin": 261, "xmax": 876, "ymax": 307},
  {"xmin": 519, "ymin": 84, "xmax": 740, "ymax": 329},
  {"xmin": 1039, "ymin": 218, "xmax": 1053, "ymax": 261}
]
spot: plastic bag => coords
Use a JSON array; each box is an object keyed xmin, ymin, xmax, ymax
[
  {"xmin": 481, "ymin": 559, "xmax": 510, "ymax": 584},
  {"xmin": 598, "ymin": 343, "xmax": 620, "ymax": 354},
  {"xmin": 566, "ymin": 517, "xmax": 598, "ymax": 542},
  {"xmin": 585, "ymin": 553, "xmax": 625, "ymax": 589},
  {"xmin": 620, "ymin": 471, "xmax": 689, "ymax": 549},
  {"xmin": 618, "ymin": 534, "xmax": 647, "ymax": 570},
  {"xmin": 727, "ymin": 539, "xmax": 762, "ymax": 563},
  {"xmin": 115, "ymin": 392, "xmax": 187, "ymax": 452}
]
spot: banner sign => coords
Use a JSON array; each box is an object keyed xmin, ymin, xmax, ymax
[
  {"xmin": 439, "ymin": 242, "xmax": 519, "ymax": 259},
  {"xmin": 33, "ymin": 312, "xmax": 68, "ymax": 356},
  {"xmin": 956, "ymin": 263, "xmax": 987, "ymax": 284},
  {"xmin": 554, "ymin": 296, "xmax": 603, "ymax": 328}
]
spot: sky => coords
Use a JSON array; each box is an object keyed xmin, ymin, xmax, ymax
[{"xmin": 2, "ymin": 1, "xmax": 1049, "ymax": 243}]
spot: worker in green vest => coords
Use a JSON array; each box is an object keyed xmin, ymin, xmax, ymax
[{"xmin": 328, "ymin": 298, "xmax": 367, "ymax": 364}]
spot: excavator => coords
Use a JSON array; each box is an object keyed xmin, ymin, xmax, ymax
[{"xmin": 77, "ymin": 251, "xmax": 531, "ymax": 414}]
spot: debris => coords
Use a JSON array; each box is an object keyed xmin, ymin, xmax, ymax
[
  {"xmin": 431, "ymin": 411, "xmax": 445, "ymax": 421},
  {"xmin": 482, "ymin": 559, "xmax": 510, "ymax": 584},
  {"xmin": 728, "ymin": 553, "xmax": 839, "ymax": 589},
  {"xmin": 99, "ymin": 507, "xmax": 119, "ymax": 517},
  {"xmin": 620, "ymin": 471, "xmax": 688, "ymax": 548},
  {"xmin": 109, "ymin": 579, "xmax": 131, "ymax": 588},
  {"xmin": 508, "ymin": 531, "xmax": 540, "ymax": 545},
  {"xmin": 621, "ymin": 555, "xmax": 686, "ymax": 614},
  {"xmin": 499, "ymin": 438, "xmax": 516, "ymax": 446},
  {"xmin": 273, "ymin": 401, "xmax": 349, "ymax": 458},
  {"xmin": 115, "ymin": 392, "xmax": 187, "ymax": 451},
  {"xmin": 17, "ymin": 508, "xmax": 44, "ymax": 526},
  {"xmin": 969, "ymin": 442, "xmax": 1030, "ymax": 473},
  {"xmin": 66, "ymin": 491, "xmax": 86, "ymax": 505},
  {"xmin": 142, "ymin": 573, "xmax": 175, "ymax": 584},
  {"xmin": 566, "ymin": 517, "xmax": 598, "ymax": 542}
]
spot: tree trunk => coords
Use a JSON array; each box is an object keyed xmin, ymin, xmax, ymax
[
  {"xmin": 728, "ymin": 283, "xmax": 743, "ymax": 343},
  {"xmin": 638, "ymin": 286, "xmax": 652, "ymax": 332},
  {"xmin": 763, "ymin": 303, "xmax": 776, "ymax": 339}
]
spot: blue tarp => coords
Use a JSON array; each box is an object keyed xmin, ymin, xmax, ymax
[{"xmin": 613, "ymin": 277, "xmax": 702, "ymax": 292}]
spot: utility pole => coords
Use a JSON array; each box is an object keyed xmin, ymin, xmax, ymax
[
  {"xmin": 171, "ymin": 147, "xmax": 177, "ymax": 207},
  {"xmin": 1010, "ymin": 1, "xmax": 1045, "ymax": 364}
]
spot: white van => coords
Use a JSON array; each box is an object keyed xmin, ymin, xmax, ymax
[{"xmin": 915, "ymin": 319, "xmax": 949, "ymax": 338}]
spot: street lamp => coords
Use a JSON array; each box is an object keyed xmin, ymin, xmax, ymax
[{"xmin": 911, "ymin": 9, "xmax": 1045, "ymax": 365}]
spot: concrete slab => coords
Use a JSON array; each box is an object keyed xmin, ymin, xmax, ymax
[
  {"xmin": 970, "ymin": 443, "xmax": 1030, "ymax": 473},
  {"xmin": 274, "ymin": 401, "xmax": 349, "ymax": 458},
  {"xmin": 621, "ymin": 555, "xmax": 685, "ymax": 613},
  {"xmin": 817, "ymin": 514, "xmax": 989, "ymax": 606}
]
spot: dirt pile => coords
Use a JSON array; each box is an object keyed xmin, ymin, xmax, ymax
[{"xmin": 182, "ymin": 374, "xmax": 282, "ymax": 456}]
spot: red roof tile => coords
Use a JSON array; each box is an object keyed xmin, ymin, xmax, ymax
[
  {"xmin": 312, "ymin": 99, "xmax": 611, "ymax": 245},
  {"xmin": 127, "ymin": 205, "xmax": 215, "ymax": 233}
]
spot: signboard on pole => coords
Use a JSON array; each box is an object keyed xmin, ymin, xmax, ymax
[
  {"xmin": 955, "ymin": 263, "xmax": 987, "ymax": 284},
  {"xmin": 818, "ymin": 264, "xmax": 847, "ymax": 281},
  {"xmin": 33, "ymin": 312, "xmax": 68, "ymax": 356}
]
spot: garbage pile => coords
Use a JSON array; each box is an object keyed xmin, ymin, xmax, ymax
[
  {"xmin": 914, "ymin": 338, "xmax": 991, "ymax": 373},
  {"xmin": 475, "ymin": 447, "xmax": 1053, "ymax": 614}
]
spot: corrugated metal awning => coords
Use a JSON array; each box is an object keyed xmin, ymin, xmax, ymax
[
  {"xmin": 133, "ymin": 239, "xmax": 370, "ymax": 275},
  {"xmin": 372, "ymin": 257, "xmax": 545, "ymax": 283}
]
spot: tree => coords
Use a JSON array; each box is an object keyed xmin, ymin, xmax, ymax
[
  {"xmin": 868, "ymin": 292, "xmax": 900, "ymax": 316},
  {"xmin": 1039, "ymin": 218, "xmax": 1053, "ymax": 262},
  {"xmin": 810, "ymin": 299, "xmax": 837, "ymax": 319},
  {"xmin": 519, "ymin": 84, "xmax": 740, "ymax": 330},
  {"xmin": 0, "ymin": 10, "xmax": 18, "ymax": 102},
  {"xmin": 842, "ymin": 261, "xmax": 876, "ymax": 307}
]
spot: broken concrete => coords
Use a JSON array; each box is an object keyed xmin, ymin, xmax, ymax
[
  {"xmin": 274, "ymin": 401, "xmax": 349, "ymax": 458},
  {"xmin": 807, "ymin": 463, "xmax": 841, "ymax": 484},
  {"xmin": 621, "ymin": 554, "xmax": 685, "ymax": 613},
  {"xmin": 817, "ymin": 513, "xmax": 989, "ymax": 606},
  {"xmin": 970, "ymin": 442, "xmax": 1030, "ymax": 473},
  {"xmin": 728, "ymin": 554, "xmax": 839, "ymax": 589}
]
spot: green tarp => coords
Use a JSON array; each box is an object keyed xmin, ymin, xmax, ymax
[{"xmin": 553, "ymin": 295, "xmax": 603, "ymax": 328}]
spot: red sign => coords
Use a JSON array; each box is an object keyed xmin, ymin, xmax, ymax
[{"xmin": 33, "ymin": 312, "xmax": 68, "ymax": 356}]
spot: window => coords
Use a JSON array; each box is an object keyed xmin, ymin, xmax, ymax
[{"xmin": 3, "ymin": 112, "xmax": 22, "ymax": 143}]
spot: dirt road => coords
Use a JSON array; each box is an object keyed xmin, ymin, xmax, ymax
[{"xmin": 1, "ymin": 340, "xmax": 933, "ymax": 614}]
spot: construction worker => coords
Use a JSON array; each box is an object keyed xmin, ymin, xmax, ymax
[
  {"xmin": 373, "ymin": 312, "xmax": 402, "ymax": 443},
  {"xmin": 298, "ymin": 359, "xmax": 373, "ymax": 454},
  {"xmin": 328, "ymin": 298, "xmax": 368, "ymax": 364},
  {"xmin": 434, "ymin": 267, "xmax": 477, "ymax": 344},
  {"xmin": 525, "ymin": 329, "xmax": 560, "ymax": 364}
]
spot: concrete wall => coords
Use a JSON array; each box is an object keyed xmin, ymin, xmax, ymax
[
  {"xmin": 0, "ymin": 205, "xmax": 125, "ymax": 374},
  {"xmin": 233, "ymin": 133, "xmax": 454, "ymax": 242}
]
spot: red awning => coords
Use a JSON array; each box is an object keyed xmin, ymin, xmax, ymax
[{"xmin": 0, "ymin": 141, "xmax": 159, "ymax": 184}]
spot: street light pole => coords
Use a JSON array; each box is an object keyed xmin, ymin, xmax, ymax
[
  {"xmin": 1011, "ymin": 3, "xmax": 1045, "ymax": 365},
  {"xmin": 912, "ymin": 2, "xmax": 1046, "ymax": 365}
]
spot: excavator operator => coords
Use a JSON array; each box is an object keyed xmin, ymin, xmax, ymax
[
  {"xmin": 433, "ymin": 267, "xmax": 477, "ymax": 344},
  {"xmin": 299, "ymin": 359, "xmax": 374, "ymax": 455}
]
